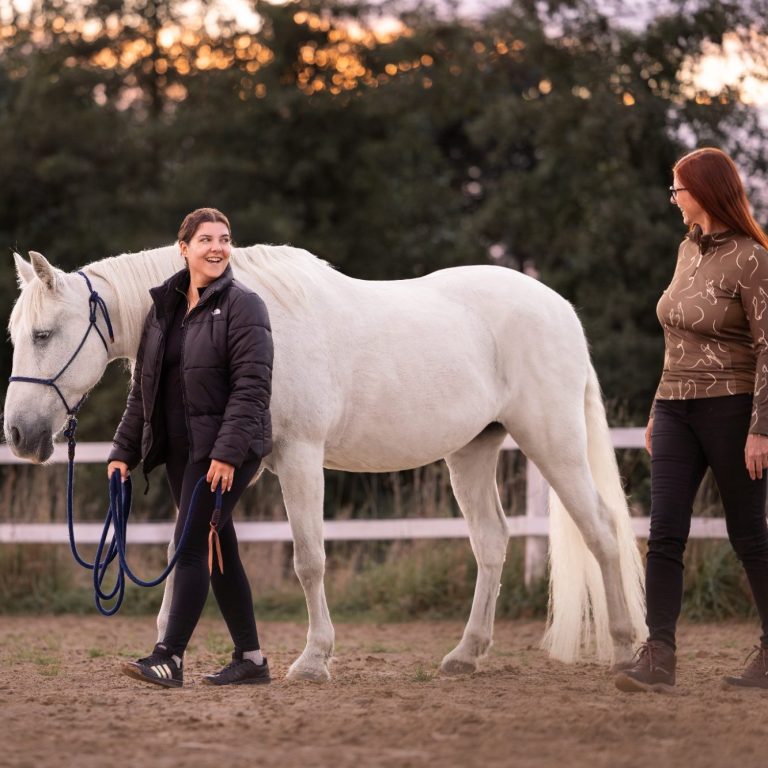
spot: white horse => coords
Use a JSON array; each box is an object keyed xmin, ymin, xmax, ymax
[{"xmin": 4, "ymin": 245, "xmax": 645, "ymax": 680}]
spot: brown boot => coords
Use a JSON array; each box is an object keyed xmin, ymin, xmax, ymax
[
  {"xmin": 614, "ymin": 640, "xmax": 676, "ymax": 693},
  {"xmin": 723, "ymin": 645, "xmax": 768, "ymax": 689}
]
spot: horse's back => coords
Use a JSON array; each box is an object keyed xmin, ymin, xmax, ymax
[
  {"xmin": 264, "ymin": 263, "xmax": 588, "ymax": 468},
  {"xmin": 360, "ymin": 264, "xmax": 589, "ymax": 371}
]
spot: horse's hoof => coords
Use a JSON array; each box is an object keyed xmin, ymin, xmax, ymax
[
  {"xmin": 286, "ymin": 661, "xmax": 331, "ymax": 683},
  {"xmin": 611, "ymin": 658, "xmax": 635, "ymax": 673},
  {"xmin": 440, "ymin": 657, "xmax": 477, "ymax": 675}
]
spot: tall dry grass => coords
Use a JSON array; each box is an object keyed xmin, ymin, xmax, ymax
[{"xmin": 0, "ymin": 449, "xmax": 760, "ymax": 625}]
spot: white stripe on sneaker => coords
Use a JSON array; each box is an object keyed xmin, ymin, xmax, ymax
[{"xmin": 151, "ymin": 664, "xmax": 168, "ymax": 679}]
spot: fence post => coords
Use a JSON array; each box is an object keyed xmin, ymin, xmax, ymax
[{"xmin": 524, "ymin": 459, "xmax": 549, "ymax": 587}]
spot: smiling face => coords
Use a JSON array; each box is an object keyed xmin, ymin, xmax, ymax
[
  {"xmin": 670, "ymin": 172, "xmax": 708, "ymax": 229},
  {"xmin": 670, "ymin": 171, "xmax": 728, "ymax": 234},
  {"xmin": 179, "ymin": 221, "xmax": 232, "ymax": 288}
]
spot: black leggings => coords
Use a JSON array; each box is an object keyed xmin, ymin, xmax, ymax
[
  {"xmin": 648, "ymin": 394, "xmax": 768, "ymax": 649},
  {"xmin": 161, "ymin": 446, "xmax": 261, "ymax": 656}
]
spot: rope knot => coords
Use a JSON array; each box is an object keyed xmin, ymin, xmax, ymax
[
  {"xmin": 63, "ymin": 415, "xmax": 78, "ymax": 439},
  {"xmin": 63, "ymin": 416, "xmax": 78, "ymax": 460},
  {"xmin": 208, "ymin": 523, "xmax": 224, "ymax": 575},
  {"xmin": 207, "ymin": 489, "xmax": 225, "ymax": 575}
]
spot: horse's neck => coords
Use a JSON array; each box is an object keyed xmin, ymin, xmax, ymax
[
  {"xmin": 84, "ymin": 246, "xmax": 181, "ymax": 361},
  {"xmin": 85, "ymin": 243, "xmax": 344, "ymax": 360}
]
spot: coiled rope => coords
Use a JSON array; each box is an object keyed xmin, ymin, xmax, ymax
[{"xmin": 73, "ymin": 466, "xmax": 222, "ymax": 616}]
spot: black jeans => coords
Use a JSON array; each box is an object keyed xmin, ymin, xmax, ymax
[
  {"xmin": 161, "ymin": 443, "xmax": 261, "ymax": 657},
  {"xmin": 648, "ymin": 395, "xmax": 768, "ymax": 649}
]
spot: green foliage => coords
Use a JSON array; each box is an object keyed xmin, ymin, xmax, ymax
[
  {"xmin": 330, "ymin": 538, "xmax": 550, "ymax": 623},
  {"xmin": 1, "ymin": 0, "xmax": 766, "ymax": 424},
  {"xmin": 2, "ymin": 535, "xmax": 760, "ymax": 624},
  {"xmin": 682, "ymin": 541, "xmax": 756, "ymax": 622},
  {"xmin": 332, "ymin": 541, "xmax": 478, "ymax": 620}
]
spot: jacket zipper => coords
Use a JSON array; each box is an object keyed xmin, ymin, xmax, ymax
[
  {"xmin": 180, "ymin": 307, "xmax": 194, "ymax": 458},
  {"xmin": 176, "ymin": 282, "xmax": 224, "ymax": 459}
]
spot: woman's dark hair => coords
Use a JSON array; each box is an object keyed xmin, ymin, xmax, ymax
[
  {"xmin": 674, "ymin": 148, "xmax": 768, "ymax": 249},
  {"xmin": 177, "ymin": 207, "xmax": 231, "ymax": 244}
]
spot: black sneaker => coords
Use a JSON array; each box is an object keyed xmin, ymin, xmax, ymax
[
  {"xmin": 203, "ymin": 652, "xmax": 271, "ymax": 686},
  {"xmin": 122, "ymin": 643, "xmax": 183, "ymax": 689}
]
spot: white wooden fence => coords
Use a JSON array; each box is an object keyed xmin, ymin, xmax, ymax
[{"xmin": 0, "ymin": 432, "xmax": 733, "ymax": 584}]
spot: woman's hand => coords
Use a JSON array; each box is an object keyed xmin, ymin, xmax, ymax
[
  {"xmin": 745, "ymin": 434, "xmax": 768, "ymax": 480},
  {"xmin": 107, "ymin": 460, "xmax": 129, "ymax": 482},
  {"xmin": 645, "ymin": 418, "xmax": 654, "ymax": 456},
  {"xmin": 208, "ymin": 459, "xmax": 235, "ymax": 492}
]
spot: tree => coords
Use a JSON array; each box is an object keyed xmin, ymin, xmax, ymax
[{"xmin": 1, "ymin": 0, "xmax": 766, "ymax": 427}]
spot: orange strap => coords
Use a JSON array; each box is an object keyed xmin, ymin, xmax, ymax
[{"xmin": 208, "ymin": 523, "xmax": 224, "ymax": 575}]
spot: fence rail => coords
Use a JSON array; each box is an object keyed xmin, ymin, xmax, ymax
[
  {"xmin": 0, "ymin": 515, "xmax": 730, "ymax": 545},
  {"xmin": 0, "ymin": 431, "xmax": 728, "ymax": 551}
]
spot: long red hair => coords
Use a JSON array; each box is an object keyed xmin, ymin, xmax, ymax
[{"xmin": 674, "ymin": 147, "xmax": 768, "ymax": 250}]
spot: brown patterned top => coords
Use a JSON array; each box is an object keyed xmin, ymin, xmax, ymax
[{"xmin": 654, "ymin": 230, "xmax": 768, "ymax": 434}]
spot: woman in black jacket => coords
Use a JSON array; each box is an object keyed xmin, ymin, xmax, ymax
[{"xmin": 108, "ymin": 207, "xmax": 273, "ymax": 688}]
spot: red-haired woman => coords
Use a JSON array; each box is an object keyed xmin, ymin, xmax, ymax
[{"xmin": 616, "ymin": 148, "xmax": 768, "ymax": 693}]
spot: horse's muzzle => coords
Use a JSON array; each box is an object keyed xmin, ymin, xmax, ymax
[{"xmin": 4, "ymin": 419, "xmax": 54, "ymax": 463}]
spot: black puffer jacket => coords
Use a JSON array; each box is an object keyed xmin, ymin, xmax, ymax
[{"xmin": 109, "ymin": 265, "xmax": 273, "ymax": 474}]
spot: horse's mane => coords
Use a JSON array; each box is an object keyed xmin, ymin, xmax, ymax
[
  {"xmin": 83, "ymin": 246, "xmax": 180, "ymax": 349},
  {"xmin": 8, "ymin": 275, "xmax": 65, "ymax": 337},
  {"xmin": 85, "ymin": 243, "xmax": 334, "ymax": 352},
  {"xmin": 231, "ymin": 243, "xmax": 333, "ymax": 305},
  {"xmin": 10, "ymin": 243, "xmax": 334, "ymax": 352}
]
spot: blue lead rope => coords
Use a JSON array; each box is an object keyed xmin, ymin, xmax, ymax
[
  {"xmin": 64, "ymin": 416, "xmax": 222, "ymax": 616},
  {"xmin": 94, "ymin": 472, "xmax": 220, "ymax": 616}
]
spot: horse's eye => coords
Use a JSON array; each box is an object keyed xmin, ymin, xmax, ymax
[{"xmin": 32, "ymin": 330, "xmax": 51, "ymax": 342}]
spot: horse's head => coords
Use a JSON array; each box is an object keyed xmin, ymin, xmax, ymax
[{"xmin": 5, "ymin": 251, "xmax": 112, "ymax": 462}]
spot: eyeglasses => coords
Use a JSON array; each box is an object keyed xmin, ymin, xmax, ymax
[{"xmin": 669, "ymin": 186, "xmax": 687, "ymax": 200}]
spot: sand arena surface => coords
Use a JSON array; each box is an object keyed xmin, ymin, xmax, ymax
[{"xmin": 1, "ymin": 616, "xmax": 767, "ymax": 768}]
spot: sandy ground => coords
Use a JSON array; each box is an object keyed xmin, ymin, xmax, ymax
[{"xmin": 1, "ymin": 616, "xmax": 767, "ymax": 768}]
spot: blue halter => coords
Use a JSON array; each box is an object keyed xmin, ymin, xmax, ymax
[{"xmin": 9, "ymin": 270, "xmax": 115, "ymax": 421}]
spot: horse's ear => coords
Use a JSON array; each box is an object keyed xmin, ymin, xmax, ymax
[
  {"xmin": 28, "ymin": 250, "xmax": 61, "ymax": 292},
  {"xmin": 13, "ymin": 252, "xmax": 35, "ymax": 288}
]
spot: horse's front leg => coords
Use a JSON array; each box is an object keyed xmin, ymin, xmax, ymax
[
  {"xmin": 156, "ymin": 533, "xmax": 176, "ymax": 642},
  {"xmin": 276, "ymin": 443, "xmax": 334, "ymax": 682}
]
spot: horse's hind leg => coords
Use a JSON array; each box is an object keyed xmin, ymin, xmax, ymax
[
  {"xmin": 517, "ymin": 424, "xmax": 636, "ymax": 664},
  {"xmin": 441, "ymin": 424, "xmax": 509, "ymax": 674},
  {"xmin": 275, "ymin": 442, "xmax": 335, "ymax": 682},
  {"xmin": 543, "ymin": 457, "xmax": 635, "ymax": 662}
]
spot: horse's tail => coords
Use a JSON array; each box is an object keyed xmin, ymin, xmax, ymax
[{"xmin": 542, "ymin": 363, "xmax": 646, "ymax": 663}]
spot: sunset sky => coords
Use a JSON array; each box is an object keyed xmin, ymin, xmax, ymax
[{"xmin": 3, "ymin": 0, "xmax": 766, "ymax": 105}]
